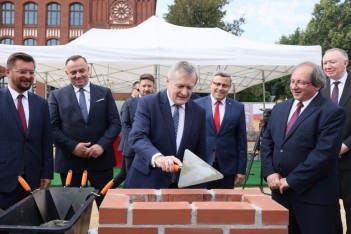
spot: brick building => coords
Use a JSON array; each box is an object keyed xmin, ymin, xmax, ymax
[{"xmin": 0, "ymin": 0, "xmax": 156, "ymax": 98}]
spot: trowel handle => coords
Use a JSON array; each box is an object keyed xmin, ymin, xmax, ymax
[
  {"xmin": 18, "ymin": 176, "xmax": 32, "ymax": 193},
  {"xmin": 65, "ymin": 170, "xmax": 73, "ymax": 187},
  {"xmin": 173, "ymin": 164, "xmax": 181, "ymax": 173},
  {"xmin": 100, "ymin": 179, "xmax": 114, "ymax": 195},
  {"xmin": 81, "ymin": 170, "xmax": 88, "ymax": 187}
]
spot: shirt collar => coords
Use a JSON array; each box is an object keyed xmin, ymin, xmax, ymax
[
  {"xmin": 293, "ymin": 91, "xmax": 318, "ymax": 108},
  {"xmin": 210, "ymin": 95, "xmax": 226, "ymax": 106},
  {"xmin": 167, "ymin": 90, "xmax": 185, "ymax": 109},
  {"xmin": 73, "ymin": 82, "xmax": 91, "ymax": 93},
  {"xmin": 8, "ymin": 86, "xmax": 28, "ymax": 100},
  {"xmin": 330, "ymin": 71, "xmax": 347, "ymax": 84}
]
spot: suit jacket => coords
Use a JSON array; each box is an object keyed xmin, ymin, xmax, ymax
[
  {"xmin": 118, "ymin": 96, "xmax": 133, "ymax": 151},
  {"xmin": 49, "ymin": 83, "xmax": 121, "ymax": 173},
  {"xmin": 321, "ymin": 73, "xmax": 351, "ymax": 169},
  {"xmin": 0, "ymin": 88, "xmax": 53, "ymax": 192},
  {"xmin": 124, "ymin": 90, "xmax": 206, "ymax": 188},
  {"xmin": 261, "ymin": 93, "xmax": 345, "ymax": 205},
  {"xmin": 121, "ymin": 96, "xmax": 139, "ymax": 157},
  {"xmin": 194, "ymin": 96, "xmax": 247, "ymax": 175}
]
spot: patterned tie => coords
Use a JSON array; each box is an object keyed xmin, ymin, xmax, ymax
[
  {"xmin": 79, "ymin": 88, "xmax": 88, "ymax": 123},
  {"xmin": 214, "ymin": 101, "xmax": 221, "ymax": 132},
  {"xmin": 285, "ymin": 102, "xmax": 304, "ymax": 136},
  {"xmin": 331, "ymin": 81, "xmax": 340, "ymax": 104},
  {"xmin": 173, "ymin": 105, "xmax": 179, "ymax": 138},
  {"xmin": 17, "ymin": 94, "xmax": 27, "ymax": 134}
]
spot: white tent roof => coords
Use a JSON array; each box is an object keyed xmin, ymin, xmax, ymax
[{"xmin": 0, "ymin": 16, "xmax": 322, "ymax": 94}]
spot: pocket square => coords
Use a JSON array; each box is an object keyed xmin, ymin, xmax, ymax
[{"xmin": 96, "ymin": 98, "xmax": 104, "ymax": 102}]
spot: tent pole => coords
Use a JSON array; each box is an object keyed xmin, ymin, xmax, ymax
[
  {"xmin": 262, "ymin": 71, "xmax": 266, "ymax": 109},
  {"xmin": 233, "ymin": 84, "xmax": 236, "ymax": 100},
  {"xmin": 155, "ymin": 64, "xmax": 160, "ymax": 92}
]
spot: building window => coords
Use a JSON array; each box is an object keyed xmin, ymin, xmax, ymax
[
  {"xmin": 1, "ymin": 38, "xmax": 14, "ymax": 44},
  {"xmin": 24, "ymin": 3, "xmax": 38, "ymax": 25},
  {"xmin": 2, "ymin": 3, "xmax": 14, "ymax": 25},
  {"xmin": 47, "ymin": 39, "xmax": 60, "ymax": 45},
  {"xmin": 47, "ymin": 3, "xmax": 60, "ymax": 26},
  {"xmin": 24, "ymin": 38, "xmax": 37, "ymax": 46},
  {"xmin": 0, "ymin": 76, "xmax": 8, "ymax": 89},
  {"xmin": 70, "ymin": 3, "xmax": 83, "ymax": 26}
]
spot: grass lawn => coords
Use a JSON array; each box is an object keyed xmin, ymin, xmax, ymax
[{"xmin": 50, "ymin": 160, "xmax": 267, "ymax": 188}]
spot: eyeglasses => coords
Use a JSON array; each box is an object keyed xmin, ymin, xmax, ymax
[
  {"xmin": 12, "ymin": 70, "xmax": 35, "ymax": 76},
  {"xmin": 211, "ymin": 81, "xmax": 231, "ymax": 88},
  {"xmin": 289, "ymin": 80, "xmax": 312, "ymax": 87}
]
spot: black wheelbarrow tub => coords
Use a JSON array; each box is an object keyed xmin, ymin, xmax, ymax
[{"xmin": 0, "ymin": 187, "xmax": 97, "ymax": 234}]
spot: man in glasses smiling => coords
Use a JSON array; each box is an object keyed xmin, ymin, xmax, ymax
[{"xmin": 194, "ymin": 70, "xmax": 247, "ymax": 189}]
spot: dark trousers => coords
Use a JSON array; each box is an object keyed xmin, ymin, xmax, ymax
[
  {"xmin": 273, "ymin": 191, "xmax": 338, "ymax": 234},
  {"xmin": 60, "ymin": 168, "xmax": 113, "ymax": 208},
  {"xmin": 206, "ymin": 161, "xmax": 235, "ymax": 189},
  {"xmin": 0, "ymin": 183, "xmax": 28, "ymax": 211},
  {"xmin": 124, "ymin": 155, "xmax": 135, "ymax": 174},
  {"xmin": 113, "ymin": 157, "xmax": 127, "ymax": 188}
]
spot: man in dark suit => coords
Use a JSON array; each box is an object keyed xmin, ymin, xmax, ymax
[
  {"xmin": 113, "ymin": 81, "xmax": 139, "ymax": 187},
  {"xmin": 261, "ymin": 62, "xmax": 346, "ymax": 234},
  {"xmin": 0, "ymin": 52, "xmax": 53, "ymax": 210},
  {"xmin": 124, "ymin": 61, "xmax": 206, "ymax": 189},
  {"xmin": 48, "ymin": 55, "xmax": 121, "ymax": 207},
  {"xmin": 322, "ymin": 48, "xmax": 351, "ymax": 234},
  {"xmin": 194, "ymin": 71, "xmax": 247, "ymax": 189},
  {"xmin": 121, "ymin": 73, "xmax": 155, "ymax": 173}
]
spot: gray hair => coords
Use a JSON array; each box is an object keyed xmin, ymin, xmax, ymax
[
  {"xmin": 167, "ymin": 61, "xmax": 199, "ymax": 84},
  {"xmin": 213, "ymin": 70, "xmax": 232, "ymax": 82},
  {"xmin": 291, "ymin": 62, "xmax": 326, "ymax": 89},
  {"xmin": 325, "ymin": 48, "xmax": 349, "ymax": 60}
]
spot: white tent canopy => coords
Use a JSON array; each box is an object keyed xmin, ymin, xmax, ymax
[{"xmin": 0, "ymin": 16, "xmax": 322, "ymax": 94}]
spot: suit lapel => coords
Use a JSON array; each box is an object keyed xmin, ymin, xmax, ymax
[
  {"xmin": 204, "ymin": 96, "xmax": 216, "ymax": 132},
  {"xmin": 87, "ymin": 84, "xmax": 97, "ymax": 122},
  {"xmin": 339, "ymin": 74, "xmax": 351, "ymax": 107},
  {"xmin": 159, "ymin": 91, "xmax": 177, "ymax": 153},
  {"xmin": 179, "ymin": 101, "xmax": 195, "ymax": 154},
  {"xmin": 4, "ymin": 88, "xmax": 25, "ymax": 135},
  {"xmin": 219, "ymin": 98, "xmax": 233, "ymax": 133}
]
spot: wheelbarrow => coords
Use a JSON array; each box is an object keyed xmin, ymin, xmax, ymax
[{"xmin": 0, "ymin": 171, "xmax": 110, "ymax": 234}]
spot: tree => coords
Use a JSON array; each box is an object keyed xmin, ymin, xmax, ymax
[{"xmin": 164, "ymin": 0, "xmax": 246, "ymax": 36}]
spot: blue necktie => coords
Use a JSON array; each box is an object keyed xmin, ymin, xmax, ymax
[
  {"xmin": 173, "ymin": 105, "xmax": 179, "ymax": 138},
  {"xmin": 79, "ymin": 88, "xmax": 88, "ymax": 123}
]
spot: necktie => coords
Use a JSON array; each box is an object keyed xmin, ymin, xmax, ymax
[
  {"xmin": 17, "ymin": 94, "xmax": 27, "ymax": 134},
  {"xmin": 285, "ymin": 102, "xmax": 303, "ymax": 135},
  {"xmin": 173, "ymin": 105, "xmax": 179, "ymax": 138},
  {"xmin": 331, "ymin": 81, "xmax": 340, "ymax": 104},
  {"xmin": 79, "ymin": 88, "xmax": 88, "ymax": 123},
  {"xmin": 214, "ymin": 101, "xmax": 221, "ymax": 132}
]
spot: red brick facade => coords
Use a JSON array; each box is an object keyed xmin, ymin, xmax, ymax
[{"xmin": 0, "ymin": 0, "xmax": 156, "ymax": 98}]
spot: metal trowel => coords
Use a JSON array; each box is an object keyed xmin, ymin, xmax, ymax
[{"xmin": 176, "ymin": 149, "xmax": 223, "ymax": 188}]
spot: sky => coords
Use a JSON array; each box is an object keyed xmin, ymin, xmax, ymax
[{"xmin": 156, "ymin": 0, "xmax": 320, "ymax": 44}]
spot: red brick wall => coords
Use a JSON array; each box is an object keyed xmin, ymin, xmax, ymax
[{"xmin": 99, "ymin": 188, "xmax": 288, "ymax": 234}]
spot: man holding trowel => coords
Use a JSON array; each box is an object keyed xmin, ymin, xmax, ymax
[
  {"xmin": 194, "ymin": 71, "xmax": 247, "ymax": 189},
  {"xmin": 123, "ymin": 61, "xmax": 207, "ymax": 189}
]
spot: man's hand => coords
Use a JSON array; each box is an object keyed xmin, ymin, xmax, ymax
[
  {"xmin": 155, "ymin": 156, "xmax": 182, "ymax": 172},
  {"xmin": 267, "ymin": 173, "xmax": 282, "ymax": 190},
  {"xmin": 40, "ymin": 179, "xmax": 51, "ymax": 189},
  {"xmin": 279, "ymin": 178, "xmax": 290, "ymax": 194},
  {"xmin": 234, "ymin": 174, "xmax": 245, "ymax": 185},
  {"xmin": 72, "ymin": 142, "xmax": 91, "ymax": 158},
  {"xmin": 85, "ymin": 144, "xmax": 104, "ymax": 158}
]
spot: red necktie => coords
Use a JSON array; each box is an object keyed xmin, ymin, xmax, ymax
[
  {"xmin": 285, "ymin": 102, "xmax": 303, "ymax": 136},
  {"xmin": 214, "ymin": 101, "xmax": 221, "ymax": 132},
  {"xmin": 17, "ymin": 94, "xmax": 27, "ymax": 134},
  {"xmin": 331, "ymin": 81, "xmax": 340, "ymax": 104}
]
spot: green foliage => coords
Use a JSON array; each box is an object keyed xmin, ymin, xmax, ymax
[{"xmin": 164, "ymin": 0, "xmax": 246, "ymax": 36}]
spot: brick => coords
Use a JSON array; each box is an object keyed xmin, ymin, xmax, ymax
[
  {"xmin": 211, "ymin": 189, "xmax": 243, "ymax": 201},
  {"xmin": 99, "ymin": 227, "xmax": 158, "ymax": 234},
  {"xmin": 166, "ymin": 228, "xmax": 223, "ymax": 234},
  {"xmin": 108, "ymin": 188, "xmax": 157, "ymax": 202},
  {"xmin": 245, "ymin": 196, "xmax": 289, "ymax": 225},
  {"xmin": 133, "ymin": 202, "xmax": 191, "ymax": 224},
  {"xmin": 99, "ymin": 194, "xmax": 129, "ymax": 224},
  {"xmin": 161, "ymin": 189, "xmax": 212, "ymax": 202},
  {"xmin": 230, "ymin": 228, "xmax": 288, "ymax": 234},
  {"xmin": 194, "ymin": 202, "xmax": 255, "ymax": 224}
]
